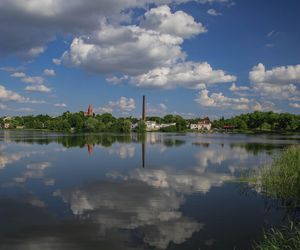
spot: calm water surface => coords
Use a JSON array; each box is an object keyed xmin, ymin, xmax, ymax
[{"xmin": 0, "ymin": 130, "xmax": 300, "ymax": 250}]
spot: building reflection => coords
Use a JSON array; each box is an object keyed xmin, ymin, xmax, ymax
[{"xmin": 87, "ymin": 144, "xmax": 93, "ymax": 156}]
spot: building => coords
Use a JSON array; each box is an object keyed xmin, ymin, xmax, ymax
[
  {"xmin": 84, "ymin": 104, "xmax": 95, "ymax": 117},
  {"xmin": 145, "ymin": 121, "xmax": 176, "ymax": 131},
  {"xmin": 145, "ymin": 121, "xmax": 160, "ymax": 130},
  {"xmin": 190, "ymin": 117, "xmax": 212, "ymax": 130},
  {"xmin": 3, "ymin": 116, "xmax": 12, "ymax": 129}
]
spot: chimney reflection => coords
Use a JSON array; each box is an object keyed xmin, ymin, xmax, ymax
[{"xmin": 142, "ymin": 141, "xmax": 145, "ymax": 168}]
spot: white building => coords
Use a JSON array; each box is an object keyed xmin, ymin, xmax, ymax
[
  {"xmin": 3, "ymin": 117, "xmax": 12, "ymax": 129},
  {"xmin": 145, "ymin": 121, "xmax": 176, "ymax": 131},
  {"xmin": 190, "ymin": 117, "xmax": 212, "ymax": 130},
  {"xmin": 145, "ymin": 121, "xmax": 160, "ymax": 130}
]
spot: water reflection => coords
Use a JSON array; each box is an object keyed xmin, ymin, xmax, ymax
[{"xmin": 0, "ymin": 131, "xmax": 299, "ymax": 249}]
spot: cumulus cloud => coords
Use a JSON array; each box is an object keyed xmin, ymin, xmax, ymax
[
  {"xmin": 0, "ymin": 0, "xmax": 221, "ymax": 57},
  {"xmin": 54, "ymin": 103, "xmax": 67, "ymax": 107},
  {"xmin": 148, "ymin": 103, "xmax": 168, "ymax": 115},
  {"xmin": 252, "ymin": 101, "xmax": 277, "ymax": 112},
  {"xmin": 21, "ymin": 76, "xmax": 44, "ymax": 85},
  {"xmin": 249, "ymin": 63, "xmax": 300, "ymax": 85},
  {"xmin": 229, "ymin": 83, "xmax": 250, "ymax": 92},
  {"xmin": 52, "ymin": 58, "xmax": 61, "ymax": 65},
  {"xmin": 9, "ymin": 71, "xmax": 52, "ymax": 94},
  {"xmin": 97, "ymin": 97, "xmax": 136, "ymax": 114},
  {"xmin": 253, "ymin": 82, "xmax": 297, "ymax": 99},
  {"xmin": 289, "ymin": 103, "xmax": 300, "ymax": 108},
  {"xmin": 43, "ymin": 69, "xmax": 56, "ymax": 76},
  {"xmin": 130, "ymin": 62, "xmax": 236, "ymax": 89},
  {"xmin": 60, "ymin": 5, "xmax": 215, "ymax": 79},
  {"xmin": 249, "ymin": 63, "xmax": 300, "ymax": 101},
  {"xmin": 25, "ymin": 85, "xmax": 52, "ymax": 93},
  {"xmin": 11, "ymin": 72, "xmax": 26, "ymax": 78},
  {"xmin": 141, "ymin": 5, "xmax": 206, "ymax": 38},
  {"xmin": 207, "ymin": 9, "xmax": 222, "ymax": 16},
  {"xmin": 0, "ymin": 85, "xmax": 30, "ymax": 103},
  {"xmin": 196, "ymin": 89, "xmax": 250, "ymax": 110},
  {"xmin": 62, "ymin": 24, "xmax": 185, "ymax": 75}
]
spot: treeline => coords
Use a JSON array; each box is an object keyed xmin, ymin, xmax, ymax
[
  {"xmin": 0, "ymin": 112, "xmax": 134, "ymax": 133},
  {"xmin": 0, "ymin": 112, "xmax": 187, "ymax": 133},
  {"xmin": 212, "ymin": 111, "xmax": 300, "ymax": 132},
  {"xmin": 1, "ymin": 111, "xmax": 299, "ymax": 133}
]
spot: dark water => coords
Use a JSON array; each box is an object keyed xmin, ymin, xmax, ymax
[{"xmin": 0, "ymin": 130, "xmax": 299, "ymax": 250}]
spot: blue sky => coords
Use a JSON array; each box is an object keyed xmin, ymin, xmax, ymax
[{"xmin": 0, "ymin": 0, "xmax": 300, "ymax": 118}]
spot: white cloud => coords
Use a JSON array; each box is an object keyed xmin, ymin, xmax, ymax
[
  {"xmin": 141, "ymin": 5, "xmax": 206, "ymax": 38},
  {"xmin": 62, "ymin": 23, "xmax": 185, "ymax": 75},
  {"xmin": 97, "ymin": 96, "xmax": 136, "ymax": 114},
  {"xmin": 54, "ymin": 103, "xmax": 67, "ymax": 107},
  {"xmin": 98, "ymin": 106, "xmax": 113, "ymax": 114},
  {"xmin": 52, "ymin": 58, "xmax": 61, "ymax": 65},
  {"xmin": 252, "ymin": 101, "xmax": 277, "ymax": 112},
  {"xmin": 254, "ymin": 82, "xmax": 297, "ymax": 99},
  {"xmin": 26, "ymin": 46, "xmax": 46, "ymax": 58},
  {"xmin": 249, "ymin": 63, "xmax": 300, "ymax": 100},
  {"xmin": 196, "ymin": 89, "xmax": 250, "ymax": 110},
  {"xmin": 25, "ymin": 85, "xmax": 52, "ymax": 93},
  {"xmin": 249, "ymin": 63, "xmax": 300, "ymax": 85},
  {"xmin": 43, "ymin": 69, "xmax": 56, "ymax": 76},
  {"xmin": 118, "ymin": 97, "xmax": 135, "ymax": 111},
  {"xmin": 11, "ymin": 72, "xmax": 52, "ymax": 94},
  {"xmin": 207, "ymin": 9, "xmax": 222, "ymax": 16},
  {"xmin": 16, "ymin": 107, "xmax": 34, "ymax": 112},
  {"xmin": 130, "ymin": 62, "xmax": 236, "ymax": 89},
  {"xmin": 289, "ymin": 96, "xmax": 300, "ymax": 102},
  {"xmin": 0, "ymin": 85, "xmax": 31, "ymax": 103},
  {"xmin": 289, "ymin": 103, "xmax": 300, "ymax": 108},
  {"xmin": 21, "ymin": 76, "xmax": 44, "ymax": 85},
  {"xmin": 229, "ymin": 83, "xmax": 250, "ymax": 92},
  {"xmin": 0, "ymin": 103, "xmax": 7, "ymax": 109},
  {"xmin": 11, "ymin": 72, "xmax": 26, "ymax": 78},
  {"xmin": 148, "ymin": 103, "xmax": 168, "ymax": 115},
  {"xmin": 106, "ymin": 75, "xmax": 129, "ymax": 85},
  {"xmin": 0, "ymin": 0, "xmax": 229, "ymax": 57}
]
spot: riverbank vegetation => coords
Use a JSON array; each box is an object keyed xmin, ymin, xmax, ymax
[
  {"xmin": 259, "ymin": 146, "xmax": 300, "ymax": 201},
  {"xmin": 253, "ymin": 221, "xmax": 300, "ymax": 250},
  {"xmin": 250, "ymin": 146, "xmax": 300, "ymax": 249},
  {"xmin": 212, "ymin": 111, "xmax": 300, "ymax": 132},
  {"xmin": 1, "ymin": 111, "xmax": 299, "ymax": 133}
]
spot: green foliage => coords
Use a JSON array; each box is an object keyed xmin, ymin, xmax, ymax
[
  {"xmin": 160, "ymin": 125, "xmax": 177, "ymax": 132},
  {"xmin": 212, "ymin": 111, "xmax": 300, "ymax": 132},
  {"xmin": 136, "ymin": 120, "xmax": 146, "ymax": 133},
  {"xmin": 1, "ymin": 111, "xmax": 299, "ymax": 133},
  {"xmin": 111, "ymin": 118, "xmax": 132, "ymax": 133},
  {"xmin": 253, "ymin": 221, "xmax": 300, "ymax": 250}
]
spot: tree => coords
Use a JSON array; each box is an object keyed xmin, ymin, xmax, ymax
[{"xmin": 136, "ymin": 120, "xmax": 146, "ymax": 133}]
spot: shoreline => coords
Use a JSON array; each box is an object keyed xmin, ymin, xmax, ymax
[{"xmin": 1, "ymin": 128, "xmax": 300, "ymax": 136}]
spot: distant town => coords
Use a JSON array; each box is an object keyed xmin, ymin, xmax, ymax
[{"xmin": 1, "ymin": 96, "xmax": 300, "ymax": 133}]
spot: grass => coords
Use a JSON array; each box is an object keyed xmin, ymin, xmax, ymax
[
  {"xmin": 259, "ymin": 145, "xmax": 300, "ymax": 201},
  {"xmin": 251, "ymin": 146, "xmax": 300, "ymax": 249},
  {"xmin": 253, "ymin": 221, "xmax": 300, "ymax": 250}
]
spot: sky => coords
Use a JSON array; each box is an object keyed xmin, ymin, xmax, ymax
[{"xmin": 0, "ymin": 0, "xmax": 300, "ymax": 119}]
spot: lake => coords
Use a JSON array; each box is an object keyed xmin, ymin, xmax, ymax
[{"xmin": 0, "ymin": 130, "xmax": 299, "ymax": 250}]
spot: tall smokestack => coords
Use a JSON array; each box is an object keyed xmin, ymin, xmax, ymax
[{"xmin": 142, "ymin": 95, "xmax": 146, "ymax": 122}]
